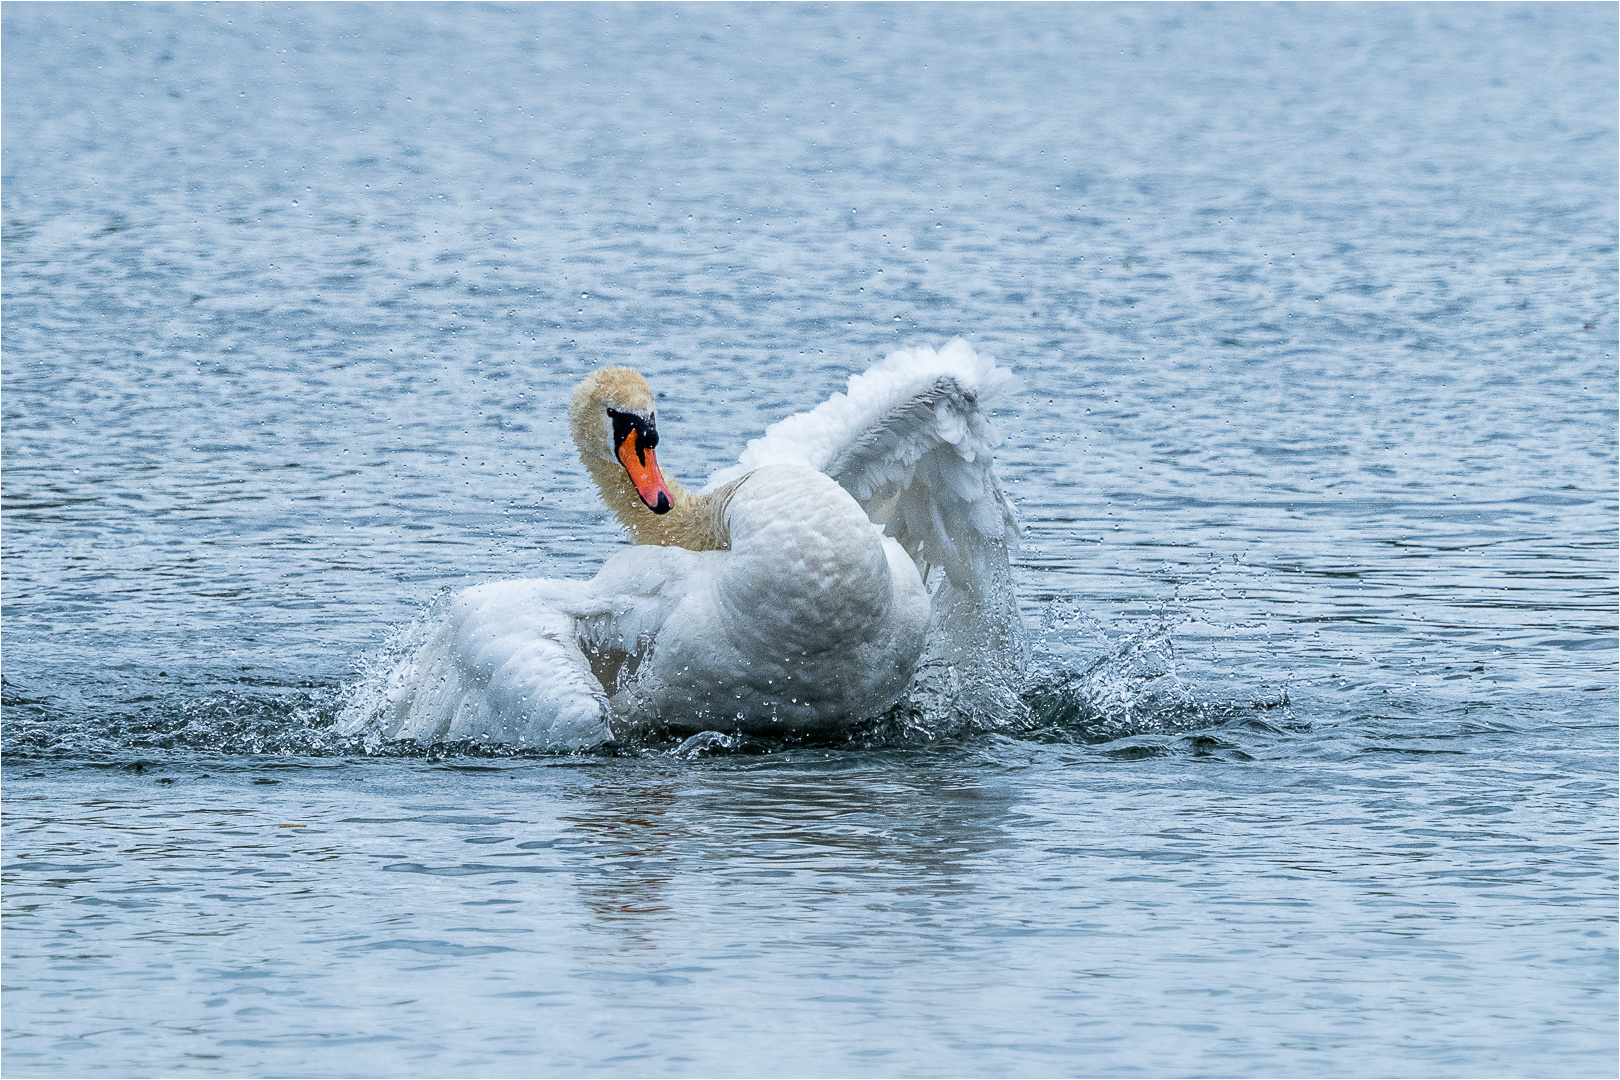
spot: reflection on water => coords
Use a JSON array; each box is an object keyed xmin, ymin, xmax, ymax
[
  {"xmin": 565, "ymin": 765, "xmax": 1014, "ymax": 952},
  {"xmin": 569, "ymin": 775, "xmax": 682, "ymax": 949}
]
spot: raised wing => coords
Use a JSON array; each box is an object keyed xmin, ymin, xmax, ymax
[
  {"xmin": 706, "ymin": 339, "xmax": 1025, "ymax": 701},
  {"xmin": 826, "ymin": 373, "xmax": 1017, "ymax": 590},
  {"xmin": 706, "ymin": 339, "xmax": 1019, "ymax": 577}
]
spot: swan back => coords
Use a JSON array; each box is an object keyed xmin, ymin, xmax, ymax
[
  {"xmin": 717, "ymin": 465, "xmax": 897, "ymax": 651},
  {"xmin": 612, "ymin": 463, "xmax": 930, "ymax": 733}
]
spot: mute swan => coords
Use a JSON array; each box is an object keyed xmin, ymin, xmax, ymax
[{"xmin": 340, "ymin": 339, "xmax": 1022, "ymax": 748}]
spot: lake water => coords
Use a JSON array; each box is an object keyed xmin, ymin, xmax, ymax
[{"xmin": 3, "ymin": 3, "xmax": 1616, "ymax": 1077}]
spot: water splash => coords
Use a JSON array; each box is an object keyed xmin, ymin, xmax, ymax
[
  {"xmin": 1014, "ymin": 601, "xmax": 1299, "ymax": 759},
  {"xmin": 1, "ymin": 678, "xmax": 359, "ymax": 761},
  {"xmin": 3, "ymin": 593, "xmax": 1298, "ymax": 763}
]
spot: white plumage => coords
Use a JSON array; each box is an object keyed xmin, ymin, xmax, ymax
[{"xmin": 339, "ymin": 339, "xmax": 1023, "ymax": 749}]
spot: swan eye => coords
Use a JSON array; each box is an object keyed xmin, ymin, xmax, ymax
[{"xmin": 605, "ymin": 408, "xmax": 658, "ymax": 462}]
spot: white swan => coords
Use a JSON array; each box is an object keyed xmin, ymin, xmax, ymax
[{"xmin": 340, "ymin": 339, "xmax": 1022, "ymax": 748}]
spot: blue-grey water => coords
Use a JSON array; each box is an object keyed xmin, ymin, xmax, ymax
[{"xmin": 3, "ymin": 3, "xmax": 1616, "ymax": 1077}]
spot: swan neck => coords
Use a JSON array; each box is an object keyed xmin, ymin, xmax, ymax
[{"xmin": 580, "ymin": 449, "xmax": 732, "ymax": 551}]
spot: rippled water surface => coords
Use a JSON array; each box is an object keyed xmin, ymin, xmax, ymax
[{"xmin": 4, "ymin": 4, "xmax": 1616, "ymax": 1077}]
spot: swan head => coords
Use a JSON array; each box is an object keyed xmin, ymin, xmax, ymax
[{"xmin": 569, "ymin": 367, "xmax": 673, "ymax": 515}]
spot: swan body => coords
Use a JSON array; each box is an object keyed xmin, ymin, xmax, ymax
[{"xmin": 341, "ymin": 339, "xmax": 1021, "ymax": 748}]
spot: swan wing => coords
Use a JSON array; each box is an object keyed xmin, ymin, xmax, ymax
[
  {"xmin": 707, "ymin": 339, "xmax": 1019, "ymax": 587},
  {"xmin": 339, "ymin": 548, "xmax": 706, "ymax": 748},
  {"xmin": 706, "ymin": 339, "xmax": 1025, "ymax": 696},
  {"xmin": 339, "ymin": 579, "xmax": 615, "ymax": 748}
]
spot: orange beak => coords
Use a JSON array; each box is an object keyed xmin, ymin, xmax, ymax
[{"xmin": 616, "ymin": 429, "xmax": 673, "ymax": 514}]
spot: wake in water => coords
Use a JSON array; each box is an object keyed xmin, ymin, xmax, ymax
[{"xmin": 0, "ymin": 606, "xmax": 1298, "ymax": 764}]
